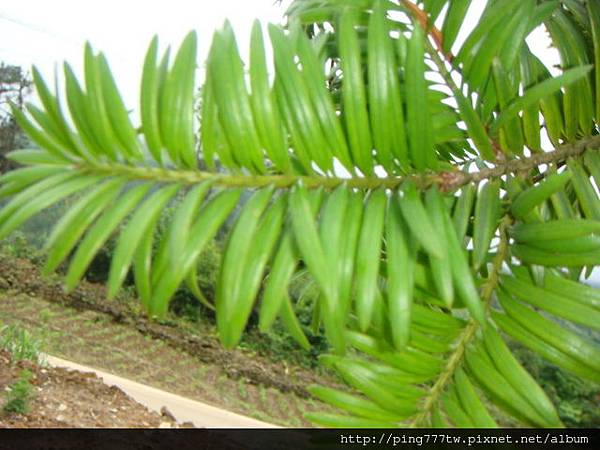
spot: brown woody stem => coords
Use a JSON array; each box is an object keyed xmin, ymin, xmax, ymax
[
  {"xmin": 400, "ymin": 0, "xmax": 452, "ymax": 61},
  {"xmin": 80, "ymin": 134, "xmax": 600, "ymax": 192}
]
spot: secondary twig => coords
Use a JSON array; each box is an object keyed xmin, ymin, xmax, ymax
[{"xmin": 409, "ymin": 216, "xmax": 512, "ymax": 427}]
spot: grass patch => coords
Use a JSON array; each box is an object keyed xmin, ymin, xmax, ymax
[
  {"xmin": 0, "ymin": 323, "xmax": 42, "ymax": 364},
  {"xmin": 258, "ymin": 385, "xmax": 268, "ymax": 405},
  {"xmin": 237, "ymin": 378, "xmax": 248, "ymax": 400},
  {"xmin": 2, "ymin": 369, "xmax": 34, "ymax": 415}
]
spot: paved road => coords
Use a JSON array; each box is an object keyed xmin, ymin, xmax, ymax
[{"xmin": 43, "ymin": 354, "xmax": 278, "ymax": 428}]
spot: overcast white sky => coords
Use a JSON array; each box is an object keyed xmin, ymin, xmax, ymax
[{"xmin": 0, "ymin": 0, "xmax": 294, "ymax": 107}]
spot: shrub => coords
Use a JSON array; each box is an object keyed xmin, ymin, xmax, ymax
[
  {"xmin": 2, "ymin": 369, "xmax": 33, "ymax": 415},
  {"xmin": 0, "ymin": 230, "xmax": 31, "ymax": 258},
  {"xmin": 168, "ymin": 238, "xmax": 223, "ymax": 322},
  {"xmin": 239, "ymin": 270, "xmax": 328, "ymax": 369}
]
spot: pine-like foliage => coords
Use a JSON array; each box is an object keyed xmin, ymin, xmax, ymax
[{"xmin": 2, "ymin": 0, "xmax": 600, "ymax": 427}]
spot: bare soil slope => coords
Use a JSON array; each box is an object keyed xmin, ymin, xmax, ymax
[{"xmin": 0, "ymin": 349, "xmax": 184, "ymax": 428}]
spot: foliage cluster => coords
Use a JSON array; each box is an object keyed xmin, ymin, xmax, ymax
[{"xmin": 1, "ymin": 0, "xmax": 599, "ymax": 428}]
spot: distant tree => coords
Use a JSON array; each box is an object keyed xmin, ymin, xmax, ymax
[{"xmin": 0, "ymin": 63, "xmax": 31, "ymax": 173}]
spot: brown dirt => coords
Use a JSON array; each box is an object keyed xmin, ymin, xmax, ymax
[
  {"xmin": 0, "ymin": 253, "xmax": 342, "ymax": 426},
  {"xmin": 0, "ymin": 255, "xmax": 335, "ymax": 398},
  {"xmin": 0, "ymin": 349, "xmax": 187, "ymax": 428}
]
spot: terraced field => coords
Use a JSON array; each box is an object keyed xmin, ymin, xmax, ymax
[{"xmin": 0, "ymin": 256, "xmax": 339, "ymax": 427}]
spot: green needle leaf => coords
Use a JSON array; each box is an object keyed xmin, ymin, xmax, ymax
[
  {"xmin": 498, "ymin": 291, "xmax": 600, "ymax": 373},
  {"xmin": 150, "ymin": 189, "xmax": 241, "ymax": 316},
  {"xmin": 511, "ymin": 171, "xmax": 572, "ymax": 220},
  {"xmin": 338, "ymin": 9, "xmax": 373, "ymax": 175},
  {"xmin": 501, "ymin": 275, "xmax": 600, "ymax": 330},
  {"xmin": 64, "ymin": 183, "xmax": 152, "ymax": 290},
  {"xmin": 44, "ymin": 178, "xmax": 126, "ymax": 275},
  {"xmin": 398, "ymin": 180, "xmax": 444, "ymax": 259},
  {"xmin": 107, "ymin": 184, "xmax": 180, "ymax": 299},
  {"xmin": 406, "ymin": 24, "xmax": 435, "ymax": 171},
  {"xmin": 492, "ymin": 65, "xmax": 593, "ymax": 135},
  {"xmin": 453, "ymin": 368, "xmax": 497, "ymax": 427},
  {"xmin": 472, "ymin": 180, "xmax": 501, "ymax": 271},
  {"xmin": 290, "ymin": 184, "xmax": 344, "ymax": 353},
  {"xmin": 482, "ymin": 326, "xmax": 562, "ymax": 427},
  {"xmin": 355, "ymin": 189, "xmax": 387, "ymax": 332}
]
